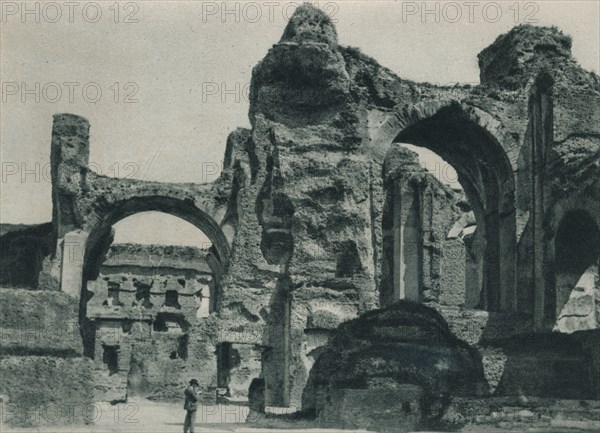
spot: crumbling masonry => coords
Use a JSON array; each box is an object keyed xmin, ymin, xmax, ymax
[{"xmin": 1, "ymin": 4, "xmax": 599, "ymax": 430}]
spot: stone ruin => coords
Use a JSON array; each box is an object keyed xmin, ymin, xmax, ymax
[{"xmin": 1, "ymin": 4, "xmax": 599, "ymax": 431}]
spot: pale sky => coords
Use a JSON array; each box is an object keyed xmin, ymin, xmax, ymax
[{"xmin": 1, "ymin": 1, "xmax": 598, "ymax": 246}]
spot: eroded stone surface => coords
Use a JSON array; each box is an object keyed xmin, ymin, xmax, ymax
[
  {"xmin": 307, "ymin": 302, "xmax": 488, "ymax": 428},
  {"xmin": 1, "ymin": 4, "xmax": 599, "ymax": 430}
]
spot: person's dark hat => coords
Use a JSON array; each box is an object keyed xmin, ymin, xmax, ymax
[{"xmin": 189, "ymin": 379, "xmax": 199, "ymax": 386}]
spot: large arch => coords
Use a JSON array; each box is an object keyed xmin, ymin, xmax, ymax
[
  {"xmin": 77, "ymin": 195, "xmax": 230, "ymax": 357},
  {"xmin": 73, "ymin": 195, "xmax": 227, "ymax": 325},
  {"xmin": 82, "ymin": 195, "xmax": 231, "ymax": 282},
  {"xmin": 377, "ymin": 100, "xmax": 518, "ymax": 312},
  {"xmin": 76, "ymin": 196, "xmax": 231, "ymax": 399}
]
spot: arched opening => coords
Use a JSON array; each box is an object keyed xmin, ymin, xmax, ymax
[
  {"xmin": 80, "ymin": 197, "xmax": 229, "ymax": 402},
  {"xmin": 382, "ymin": 143, "xmax": 484, "ymax": 309},
  {"xmin": 553, "ymin": 210, "xmax": 600, "ymax": 330},
  {"xmin": 381, "ymin": 104, "xmax": 516, "ymax": 312},
  {"xmin": 83, "ymin": 210, "xmax": 223, "ymax": 322}
]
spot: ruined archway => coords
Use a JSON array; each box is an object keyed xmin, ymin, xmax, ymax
[
  {"xmin": 553, "ymin": 210, "xmax": 600, "ymax": 326},
  {"xmin": 379, "ymin": 101, "xmax": 517, "ymax": 312},
  {"xmin": 83, "ymin": 195, "xmax": 230, "ymax": 275},
  {"xmin": 79, "ymin": 196, "xmax": 229, "ymax": 401},
  {"xmin": 80, "ymin": 195, "xmax": 229, "ymax": 325},
  {"xmin": 382, "ymin": 143, "xmax": 484, "ymax": 309},
  {"xmin": 80, "ymin": 196, "xmax": 228, "ymax": 325}
]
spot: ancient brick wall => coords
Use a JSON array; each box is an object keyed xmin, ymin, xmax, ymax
[
  {"xmin": 0, "ymin": 289, "xmax": 94, "ymax": 426},
  {"xmin": 85, "ymin": 243, "xmax": 218, "ymax": 403},
  {"xmin": 1, "ymin": 4, "xmax": 599, "ymax": 428}
]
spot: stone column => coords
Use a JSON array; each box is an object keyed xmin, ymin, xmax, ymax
[
  {"xmin": 393, "ymin": 178, "xmax": 421, "ymax": 302},
  {"xmin": 51, "ymin": 113, "xmax": 90, "ymax": 238},
  {"xmin": 48, "ymin": 114, "xmax": 91, "ymax": 298},
  {"xmin": 60, "ymin": 230, "xmax": 89, "ymax": 298},
  {"xmin": 528, "ymin": 74, "xmax": 554, "ymax": 328}
]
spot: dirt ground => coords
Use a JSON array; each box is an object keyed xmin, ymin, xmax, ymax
[{"xmin": 1, "ymin": 398, "xmax": 597, "ymax": 433}]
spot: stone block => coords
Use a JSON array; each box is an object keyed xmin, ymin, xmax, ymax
[
  {"xmin": 0, "ymin": 288, "xmax": 82, "ymax": 356},
  {"xmin": 0, "ymin": 356, "xmax": 94, "ymax": 427},
  {"xmin": 318, "ymin": 387, "xmax": 423, "ymax": 432}
]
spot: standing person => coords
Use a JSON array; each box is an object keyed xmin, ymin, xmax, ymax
[{"xmin": 183, "ymin": 379, "xmax": 200, "ymax": 433}]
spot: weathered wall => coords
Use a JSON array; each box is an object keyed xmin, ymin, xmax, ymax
[
  {"xmin": 2, "ymin": 4, "xmax": 599, "ymax": 428},
  {"xmin": 217, "ymin": 343, "xmax": 263, "ymax": 400},
  {"xmin": 381, "ymin": 145, "xmax": 475, "ymax": 309},
  {"xmin": 0, "ymin": 289, "xmax": 94, "ymax": 426},
  {"xmin": 85, "ymin": 243, "xmax": 218, "ymax": 402},
  {"xmin": 308, "ymin": 301, "xmax": 489, "ymax": 430},
  {"xmin": 239, "ymin": 5, "xmax": 598, "ymax": 413},
  {"xmin": 0, "ymin": 289, "xmax": 83, "ymax": 356}
]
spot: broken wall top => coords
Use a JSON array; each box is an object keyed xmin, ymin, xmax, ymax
[
  {"xmin": 250, "ymin": 5, "xmax": 599, "ymax": 143},
  {"xmin": 478, "ymin": 24, "xmax": 599, "ymax": 92}
]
